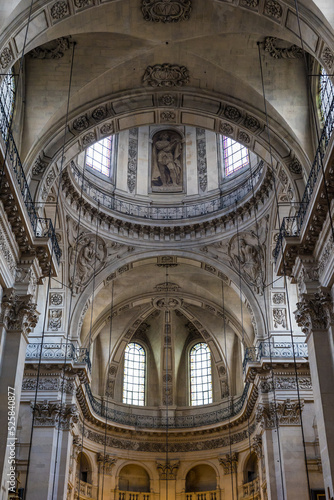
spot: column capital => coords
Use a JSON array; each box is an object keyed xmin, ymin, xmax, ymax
[
  {"xmin": 219, "ymin": 452, "xmax": 238, "ymax": 474},
  {"xmin": 295, "ymin": 288, "xmax": 334, "ymax": 336},
  {"xmin": 31, "ymin": 400, "xmax": 79, "ymax": 429},
  {"xmin": 156, "ymin": 460, "xmax": 179, "ymax": 479},
  {"xmin": 96, "ymin": 453, "xmax": 117, "ymax": 475},
  {"xmin": 256, "ymin": 399, "xmax": 303, "ymax": 429},
  {"xmin": 0, "ymin": 288, "xmax": 39, "ymax": 335}
]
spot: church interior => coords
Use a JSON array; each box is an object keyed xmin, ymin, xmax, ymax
[{"xmin": 0, "ymin": 0, "xmax": 334, "ymax": 499}]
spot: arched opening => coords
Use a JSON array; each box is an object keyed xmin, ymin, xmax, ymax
[
  {"xmin": 118, "ymin": 464, "xmax": 150, "ymax": 492},
  {"xmin": 77, "ymin": 452, "xmax": 92, "ymax": 484},
  {"xmin": 185, "ymin": 464, "xmax": 217, "ymax": 492},
  {"xmin": 243, "ymin": 453, "xmax": 259, "ymax": 484}
]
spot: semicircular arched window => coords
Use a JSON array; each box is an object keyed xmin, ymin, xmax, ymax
[
  {"xmin": 122, "ymin": 342, "xmax": 146, "ymax": 406},
  {"xmin": 190, "ymin": 342, "xmax": 213, "ymax": 406},
  {"xmin": 85, "ymin": 136, "xmax": 114, "ymax": 177}
]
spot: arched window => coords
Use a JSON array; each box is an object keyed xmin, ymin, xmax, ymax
[
  {"xmin": 319, "ymin": 67, "xmax": 334, "ymax": 126},
  {"xmin": 123, "ymin": 342, "xmax": 146, "ymax": 406},
  {"xmin": 85, "ymin": 136, "xmax": 113, "ymax": 177},
  {"xmin": 221, "ymin": 136, "xmax": 249, "ymax": 177},
  {"xmin": 190, "ymin": 343, "xmax": 213, "ymax": 406}
]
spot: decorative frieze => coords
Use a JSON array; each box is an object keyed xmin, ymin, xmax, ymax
[
  {"xmin": 196, "ymin": 128, "xmax": 208, "ymax": 192},
  {"xmin": 142, "ymin": 0, "xmax": 191, "ymax": 22},
  {"xmin": 143, "ymin": 64, "xmax": 189, "ymax": 87},
  {"xmin": 159, "ymin": 94, "xmax": 176, "ymax": 106},
  {"xmin": 22, "ymin": 377, "xmax": 76, "ymax": 394},
  {"xmin": 0, "ymin": 222, "xmax": 16, "ymax": 278},
  {"xmin": 127, "ymin": 128, "xmax": 138, "ymax": 193},
  {"xmin": 220, "ymin": 122, "xmax": 234, "ymax": 136}
]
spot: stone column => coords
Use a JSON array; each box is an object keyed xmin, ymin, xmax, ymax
[
  {"xmin": 24, "ymin": 401, "xmax": 78, "ymax": 500},
  {"xmin": 218, "ymin": 453, "xmax": 238, "ymax": 500},
  {"xmin": 295, "ymin": 289, "xmax": 334, "ymax": 498},
  {"xmin": 156, "ymin": 461, "xmax": 179, "ymax": 500},
  {"xmin": 97, "ymin": 453, "xmax": 116, "ymax": 500},
  {"xmin": 256, "ymin": 399, "xmax": 309, "ymax": 500},
  {"xmin": 0, "ymin": 288, "xmax": 39, "ymax": 498}
]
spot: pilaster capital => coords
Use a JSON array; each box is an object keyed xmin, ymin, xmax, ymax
[
  {"xmin": 294, "ymin": 288, "xmax": 334, "ymax": 335},
  {"xmin": 156, "ymin": 460, "xmax": 179, "ymax": 479},
  {"xmin": 0, "ymin": 288, "xmax": 39, "ymax": 335},
  {"xmin": 97, "ymin": 453, "xmax": 117, "ymax": 475},
  {"xmin": 256, "ymin": 399, "xmax": 303, "ymax": 429},
  {"xmin": 252, "ymin": 434, "xmax": 263, "ymax": 459},
  {"xmin": 32, "ymin": 400, "xmax": 79, "ymax": 429},
  {"xmin": 219, "ymin": 452, "xmax": 238, "ymax": 474}
]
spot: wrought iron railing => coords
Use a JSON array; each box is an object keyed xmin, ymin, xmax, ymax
[
  {"xmin": 70, "ymin": 160, "xmax": 264, "ymax": 220},
  {"xmin": 274, "ymin": 94, "xmax": 334, "ymax": 261},
  {"xmin": 0, "ymin": 85, "xmax": 61, "ymax": 264},
  {"xmin": 243, "ymin": 342, "xmax": 308, "ymax": 372},
  {"xmin": 26, "ymin": 343, "xmax": 91, "ymax": 372},
  {"xmin": 84, "ymin": 382, "xmax": 251, "ymax": 428}
]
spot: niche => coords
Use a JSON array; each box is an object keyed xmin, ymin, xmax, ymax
[
  {"xmin": 119, "ymin": 464, "xmax": 150, "ymax": 492},
  {"xmin": 185, "ymin": 464, "xmax": 216, "ymax": 492},
  {"xmin": 77, "ymin": 452, "xmax": 92, "ymax": 484}
]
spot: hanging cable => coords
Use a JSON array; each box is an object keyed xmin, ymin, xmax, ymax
[
  {"xmin": 165, "ymin": 265, "xmax": 170, "ymax": 500},
  {"xmin": 257, "ymin": 40, "xmax": 312, "ymax": 499},
  {"xmin": 221, "ymin": 278, "xmax": 235, "ymax": 500},
  {"xmin": 100, "ymin": 279, "xmax": 115, "ymax": 500},
  {"xmin": 23, "ymin": 40, "xmax": 76, "ymax": 500}
]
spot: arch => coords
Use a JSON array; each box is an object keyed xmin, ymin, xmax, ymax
[
  {"xmin": 77, "ymin": 452, "xmax": 93, "ymax": 484},
  {"xmin": 243, "ymin": 452, "xmax": 259, "ymax": 484},
  {"xmin": 118, "ymin": 463, "xmax": 150, "ymax": 492},
  {"xmin": 185, "ymin": 464, "xmax": 217, "ymax": 492}
]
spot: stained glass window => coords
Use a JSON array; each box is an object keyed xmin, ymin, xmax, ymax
[
  {"xmin": 319, "ymin": 67, "xmax": 334, "ymax": 126},
  {"xmin": 190, "ymin": 343, "xmax": 213, "ymax": 406},
  {"xmin": 123, "ymin": 343, "xmax": 145, "ymax": 406},
  {"xmin": 222, "ymin": 136, "xmax": 249, "ymax": 177},
  {"xmin": 85, "ymin": 136, "xmax": 113, "ymax": 177},
  {"xmin": 0, "ymin": 70, "xmax": 15, "ymax": 123}
]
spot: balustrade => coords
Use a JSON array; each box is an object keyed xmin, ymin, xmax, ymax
[
  {"xmin": 118, "ymin": 491, "xmax": 150, "ymax": 500},
  {"xmin": 242, "ymin": 478, "xmax": 260, "ymax": 498}
]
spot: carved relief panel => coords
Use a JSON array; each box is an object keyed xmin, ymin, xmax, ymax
[{"xmin": 151, "ymin": 129, "xmax": 184, "ymax": 193}]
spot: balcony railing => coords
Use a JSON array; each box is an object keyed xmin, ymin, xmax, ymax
[
  {"xmin": 185, "ymin": 491, "xmax": 218, "ymax": 500},
  {"xmin": 242, "ymin": 478, "xmax": 260, "ymax": 499},
  {"xmin": 26, "ymin": 343, "xmax": 91, "ymax": 372},
  {"xmin": 70, "ymin": 160, "xmax": 264, "ymax": 221},
  {"xmin": 274, "ymin": 94, "xmax": 334, "ymax": 261},
  {"xmin": 0, "ymin": 81, "xmax": 61, "ymax": 264},
  {"xmin": 75, "ymin": 479, "xmax": 96, "ymax": 499},
  {"xmin": 243, "ymin": 342, "xmax": 308, "ymax": 372},
  {"xmin": 118, "ymin": 492, "xmax": 150, "ymax": 500}
]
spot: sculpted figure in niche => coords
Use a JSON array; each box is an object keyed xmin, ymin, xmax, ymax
[{"xmin": 152, "ymin": 130, "xmax": 183, "ymax": 192}]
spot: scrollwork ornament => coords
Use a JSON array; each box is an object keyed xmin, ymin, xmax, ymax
[
  {"xmin": 264, "ymin": 37, "xmax": 303, "ymax": 59},
  {"xmin": 240, "ymin": 0, "xmax": 259, "ymax": 7},
  {"xmin": 142, "ymin": 0, "xmax": 191, "ymax": 23},
  {"xmin": 143, "ymin": 64, "xmax": 189, "ymax": 87},
  {"xmin": 288, "ymin": 157, "xmax": 302, "ymax": 174}
]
